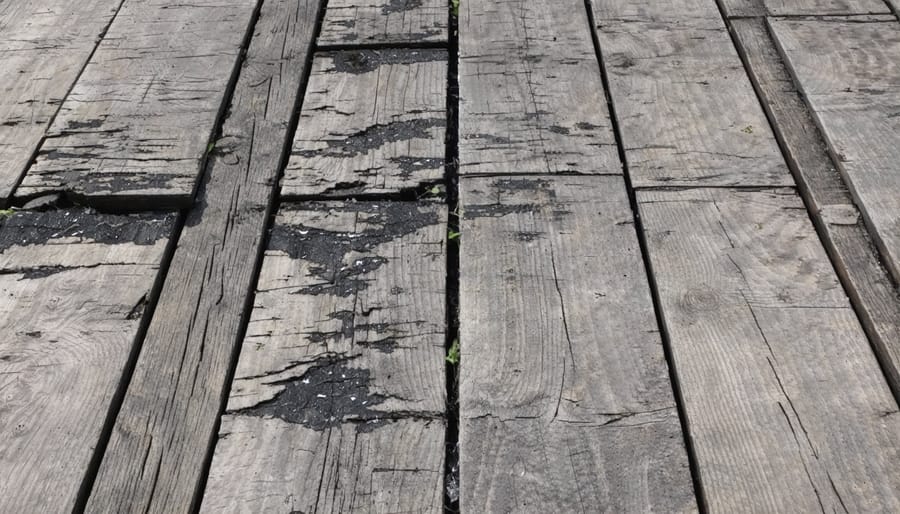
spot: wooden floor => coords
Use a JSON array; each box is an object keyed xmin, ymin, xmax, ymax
[{"xmin": 2, "ymin": 0, "xmax": 900, "ymax": 511}]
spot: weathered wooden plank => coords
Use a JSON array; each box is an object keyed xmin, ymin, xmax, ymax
[
  {"xmin": 458, "ymin": 0, "xmax": 620, "ymax": 176},
  {"xmin": 590, "ymin": 0, "xmax": 792, "ymax": 187},
  {"xmin": 719, "ymin": 0, "xmax": 890, "ymax": 16},
  {"xmin": 771, "ymin": 20, "xmax": 900, "ymax": 286},
  {"xmin": 0, "ymin": 0, "xmax": 122, "ymax": 205},
  {"xmin": 201, "ymin": 201, "xmax": 447, "ymax": 513},
  {"xmin": 732, "ymin": 15, "xmax": 900, "ymax": 414},
  {"xmin": 83, "ymin": 1, "xmax": 322, "ymax": 512},
  {"xmin": 16, "ymin": 0, "xmax": 259, "ymax": 209},
  {"xmin": 0, "ymin": 209, "xmax": 174, "ymax": 512},
  {"xmin": 318, "ymin": 0, "xmax": 448, "ymax": 46},
  {"xmin": 458, "ymin": 176, "xmax": 697, "ymax": 512},
  {"xmin": 638, "ymin": 187, "xmax": 900, "ymax": 512},
  {"xmin": 281, "ymin": 49, "xmax": 447, "ymax": 198}
]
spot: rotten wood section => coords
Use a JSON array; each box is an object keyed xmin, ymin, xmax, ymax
[
  {"xmin": 458, "ymin": 176, "xmax": 697, "ymax": 512},
  {"xmin": 638, "ymin": 188, "xmax": 900, "ymax": 512},
  {"xmin": 0, "ymin": 0, "xmax": 122, "ymax": 206},
  {"xmin": 591, "ymin": 0, "xmax": 791, "ymax": 187},
  {"xmin": 202, "ymin": 201, "xmax": 447, "ymax": 513},
  {"xmin": 719, "ymin": 0, "xmax": 891, "ymax": 16},
  {"xmin": 318, "ymin": 0, "xmax": 448, "ymax": 46},
  {"xmin": 16, "ymin": 0, "xmax": 258, "ymax": 210},
  {"xmin": 771, "ymin": 19, "xmax": 900, "ymax": 285},
  {"xmin": 82, "ymin": 1, "xmax": 322, "ymax": 511},
  {"xmin": 282, "ymin": 49, "xmax": 447, "ymax": 198},
  {"xmin": 458, "ymin": 0, "xmax": 620, "ymax": 176},
  {"xmin": 0, "ymin": 209, "xmax": 175, "ymax": 513}
]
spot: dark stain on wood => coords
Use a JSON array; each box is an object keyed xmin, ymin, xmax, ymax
[
  {"xmin": 0, "ymin": 210, "xmax": 175, "ymax": 250},
  {"xmin": 327, "ymin": 49, "xmax": 446, "ymax": 75}
]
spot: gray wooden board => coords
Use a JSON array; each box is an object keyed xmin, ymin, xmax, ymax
[
  {"xmin": 0, "ymin": 0, "xmax": 122, "ymax": 206},
  {"xmin": 201, "ymin": 201, "xmax": 447, "ymax": 513},
  {"xmin": 281, "ymin": 49, "xmax": 447, "ymax": 198},
  {"xmin": 0, "ymin": 209, "xmax": 174, "ymax": 513},
  {"xmin": 458, "ymin": 0, "xmax": 620, "ymax": 176},
  {"xmin": 458, "ymin": 176, "xmax": 697, "ymax": 512},
  {"xmin": 732, "ymin": 15, "xmax": 900, "ymax": 415},
  {"xmin": 637, "ymin": 188, "xmax": 900, "ymax": 512},
  {"xmin": 318, "ymin": 0, "xmax": 448, "ymax": 46},
  {"xmin": 15, "ymin": 0, "xmax": 258, "ymax": 209},
  {"xmin": 771, "ymin": 19, "xmax": 900, "ymax": 286},
  {"xmin": 719, "ymin": 0, "xmax": 890, "ymax": 16},
  {"xmin": 82, "ymin": 1, "xmax": 322, "ymax": 512}
]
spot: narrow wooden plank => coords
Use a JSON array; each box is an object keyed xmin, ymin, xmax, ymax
[
  {"xmin": 458, "ymin": 0, "xmax": 620, "ymax": 176},
  {"xmin": 83, "ymin": 1, "xmax": 322, "ymax": 512},
  {"xmin": 638, "ymin": 187, "xmax": 900, "ymax": 512},
  {"xmin": 15, "ymin": 0, "xmax": 258, "ymax": 209},
  {"xmin": 318, "ymin": 0, "xmax": 448, "ymax": 46},
  {"xmin": 0, "ymin": 209, "xmax": 174, "ymax": 512},
  {"xmin": 719, "ymin": 0, "xmax": 890, "ymax": 16},
  {"xmin": 771, "ymin": 20, "xmax": 900, "ymax": 285},
  {"xmin": 201, "ymin": 201, "xmax": 447, "ymax": 513},
  {"xmin": 281, "ymin": 49, "xmax": 447, "ymax": 197},
  {"xmin": 459, "ymin": 176, "xmax": 697, "ymax": 512},
  {"xmin": 591, "ymin": 0, "xmax": 792, "ymax": 187},
  {"xmin": 0, "ymin": 0, "xmax": 122, "ymax": 205}
]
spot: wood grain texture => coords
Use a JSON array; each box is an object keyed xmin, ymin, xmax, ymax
[
  {"xmin": 458, "ymin": 176, "xmax": 697, "ymax": 513},
  {"xmin": 282, "ymin": 49, "xmax": 447, "ymax": 198},
  {"xmin": 16, "ymin": 0, "xmax": 258, "ymax": 209},
  {"xmin": 83, "ymin": 1, "xmax": 322, "ymax": 512},
  {"xmin": 318, "ymin": 0, "xmax": 448, "ymax": 46},
  {"xmin": 732, "ymin": 15, "xmax": 900, "ymax": 415},
  {"xmin": 458, "ymin": 0, "xmax": 620, "ymax": 176},
  {"xmin": 201, "ymin": 201, "xmax": 447, "ymax": 513},
  {"xmin": 0, "ymin": 0, "xmax": 122, "ymax": 205},
  {"xmin": 719, "ymin": 0, "xmax": 890, "ymax": 16},
  {"xmin": 771, "ymin": 19, "xmax": 900, "ymax": 286},
  {"xmin": 638, "ymin": 188, "xmax": 900, "ymax": 512},
  {"xmin": 0, "ymin": 209, "xmax": 174, "ymax": 513}
]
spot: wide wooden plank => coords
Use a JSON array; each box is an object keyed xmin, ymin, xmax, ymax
[
  {"xmin": 16, "ymin": 0, "xmax": 258, "ymax": 209},
  {"xmin": 459, "ymin": 176, "xmax": 697, "ymax": 512},
  {"xmin": 719, "ymin": 0, "xmax": 890, "ymax": 16},
  {"xmin": 638, "ymin": 188, "xmax": 900, "ymax": 512},
  {"xmin": 0, "ymin": 0, "xmax": 121, "ymax": 205},
  {"xmin": 318, "ymin": 0, "xmax": 448, "ymax": 46},
  {"xmin": 458, "ymin": 0, "xmax": 620, "ymax": 176},
  {"xmin": 0, "ymin": 209, "xmax": 174, "ymax": 512},
  {"xmin": 282, "ymin": 49, "xmax": 447, "ymax": 198},
  {"xmin": 771, "ymin": 20, "xmax": 900, "ymax": 286},
  {"xmin": 591, "ymin": 0, "xmax": 791, "ymax": 187},
  {"xmin": 83, "ymin": 1, "xmax": 322, "ymax": 511},
  {"xmin": 202, "ymin": 201, "xmax": 447, "ymax": 513}
]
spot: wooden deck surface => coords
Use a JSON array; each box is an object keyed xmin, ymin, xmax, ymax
[{"xmin": 2, "ymin": 0, "xmax": 900, "ymax": 512}]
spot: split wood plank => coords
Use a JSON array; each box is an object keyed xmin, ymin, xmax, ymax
[
  {"xmin": 0, "ymin": 0, "xmax": 122, "ymax": 206},
  {"xmin": 16, "ymin": 0, "xmax": 258, "ymax": 209},
  {"xmin": 202, "ymin": 201, "xmax": 447, "ymax": 513},
  {"xmin": 0, "ymin": 209, "xmax": 175, "ymax": 513},
  {"xmin": 318, "ymin": 0, "xmax": 448, "ymax": 46},
  {"xmin": 771, "ymin": 19, "xmax": 900, "ymax": 285},
  {"xmin": 82, "ymin": 1, "xmax": 322, "ymax": 512},
  {"xmin": 637, "ymin": 187, "xmax": 900, "ymax": 512},
  {"xmin": 282, "ymin": 49, "xmax": 447, "ymax": 198},
  {"xmin": 591, "ymin": 0, "xmax": 792, "ymax": 187},
  {"xmin": 458, "ymin": 176, "xmax": 697, "ymax": 513},
  {"xmin": 458, "ymin": 0, "xmax": 620, "ymax": 176},
  {"xmin": 719, "ymin": 0, "xmax": 890, "ymax": 16}
]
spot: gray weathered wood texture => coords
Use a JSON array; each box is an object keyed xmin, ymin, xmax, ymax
[
  {"xmin": 638, "ymin": 187, "xmax": 900, "ymax": 512},
  {"xmin": 591, "ymin": 0, "xmax": 792, "ymax": 187},
  {"xmin": 771, "ymin": 19, "xmax": 900, "ymax": 285},
  {"xmin": 282, "ymin": 49, "xmax": 447, "ymax": 198},
  {"xmin": 732, "ymin": 15, "xmax": 900, "ymax": 416},
  {"xmin": 16, "ymin": 0, "xmax": 258, "ymax": 209},
  {"xmin": 202, "ymin": 201, "xmax": 447, "ymax": 513},
  {"xmin": 458, "ymin": 0, "xmax": 620, "ymax": 176},
  {"xmin": 0, "ymin": 209, "xmax": 174, "ymax": 513},
  {"xmin": 318, "ymin": 0, "xmax": 448, "ymax": 46},
  {"xmin": 719, "ymin": 0, "xmax": 891, "ymax": 16},
  {"xmin": 459, "ymin": 176, "xmax": 697, "ymax": 513},
  {"xmin": 0, "ymin": 0, "xmax": 122, "ymax": 205},
  {"xmin": 83, "ymin": 1, "xmax": 322, "ymax": 512}
]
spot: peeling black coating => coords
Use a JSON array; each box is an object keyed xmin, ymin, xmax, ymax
[
  {"xmin": 326, "ymin": 48, "xmax": 447, "ymax": 74},
  {"xmin": 382, "ymin": 0, "xmax": 423, "ymax": 14},
  {"xmin": 296, "ymin": 118, "xmax": 445, "ymax": 159},
  {"xmin": 0, "ymin": 209, "xmax": 175, "ymax": 251},
  {"xmin": 389, "ymin": 156, "xmax": 444, "ymax": 173}
]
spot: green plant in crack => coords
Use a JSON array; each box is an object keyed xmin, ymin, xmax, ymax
[
  {"xmin": 451, "ymin": 0, "xmax": 460, "ymax": 17},
  {"xmin": 448, "ymin": 229, "xmax": 461, "ymax": 241},
  {"xmin": 446, "ymin": 338, "xmax": 460, "ymax": 365}
]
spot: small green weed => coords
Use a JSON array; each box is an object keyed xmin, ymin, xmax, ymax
[
  {"xmin": 448, "ymin": 229, "xmax": 461, "ymax": 241},
  {"xmin": 451, "ymin": 0, "xmax": 460, "ymax": 17},
  {"xmin": 446, "ymin": 338, "xmax": 460, "ymax": 364},
  {"xmin": 0, "ymin": 209, "xmax": 14, "ymax": 219}
]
